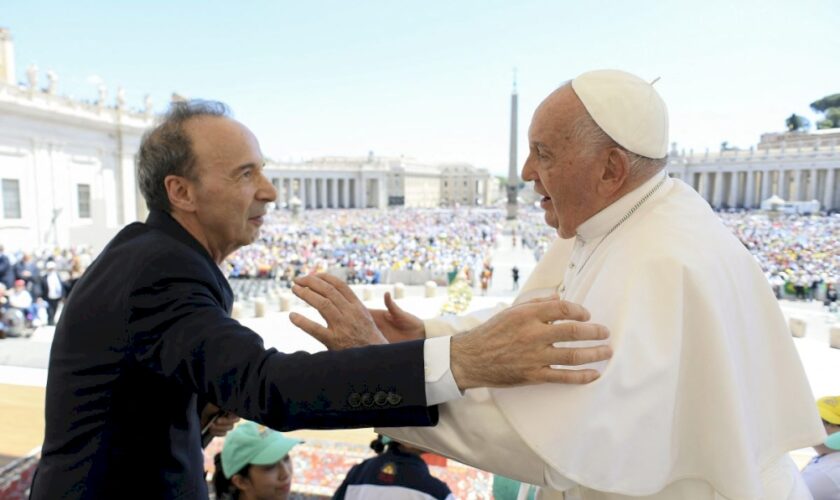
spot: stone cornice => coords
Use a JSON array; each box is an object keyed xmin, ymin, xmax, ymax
[{"xmin": 0, "ymin": 82, "xmax": 154, "ymax": 133}]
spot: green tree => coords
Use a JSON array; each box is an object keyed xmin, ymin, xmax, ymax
[
  {"xmin": 810, "ymin": 94, "xmax": 840, "ymax": 112},
  {"xmin": 785, "ymin": 113, "xmax": 810, "ymax": 131},
  {"xmin": 810, "ymin": 93, "xmax": 840, "ymax": 129}
]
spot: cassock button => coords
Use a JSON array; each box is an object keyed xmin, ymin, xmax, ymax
[
  {"xmin": 568, "ymin": 262, "xmax": 576, "ymax": 269},
  {"xmin": 374, "ymin": 391, "xmax": 388, "ymax": 406},
  {"xmin": 361, "ymin": 392, "xmax": 374, "ymax": 407},
  {"xmin": 387, "ymin": 392, "xmax": 402, "ymax": 406},
  {"xmin": 348, "ymin": 392, "xmax": 362, "ymax": 408}
]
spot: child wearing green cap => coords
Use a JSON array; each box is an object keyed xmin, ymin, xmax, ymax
[{"xmin": 212, "ymin": 421, "xmax": 303, "ymax": 500}]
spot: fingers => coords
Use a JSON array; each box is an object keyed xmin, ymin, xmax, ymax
[
  {"xmin": 547, "ymin": 344, "xmax": 613, "ymax": 366},
  {"xmin": 289, "ymin": 312, "xmax": 332, "ymax": 345},
  {"xmin": 291, "ymin": 282, "xmax": 342, "ymax": 320},
  {"xmin": 318, "ymin": 273, "xmax": 360, "ymax": 304},
  {"xmin": 529, "ymin": 299, "xmax": 591, "ymax": 323},
  {"xmin": 543, "ymin": 321, "xmax": 609, "ymax": 343},
  {"xmin": 294, "ymin": 274, "xmax": 350, "ymax": 309},
  {"xmin": 538, "ymin": 367, "xmax": 602, "ymax": 384}
]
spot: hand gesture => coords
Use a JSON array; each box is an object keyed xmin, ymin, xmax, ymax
[
  {"xmin": 289, "ymin": 273, "xmax": 387, "ymax": 350},
  {"xmin": 450, "ymin": 296, "xmax": 611, "ymax": 389},
  {"xmin": 368, "ymin": 292, "xmax": 425, "ymax": 343}
]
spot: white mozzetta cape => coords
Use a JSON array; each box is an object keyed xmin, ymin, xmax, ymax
[{"xmin": 383, "ymin": 176, "xmax": 824, "ymax": 499}]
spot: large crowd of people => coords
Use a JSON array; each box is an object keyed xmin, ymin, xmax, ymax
[
  {"xmin": 0, "ymin": 207, "xmax": 836, "ymax": 333},
  {"xmin": 223, "ymin": 208, "xmax": 500, "ymax": 285},
  {"xmin": 718, "ymin": 211, "xmax": 839, "ymax": 302}
]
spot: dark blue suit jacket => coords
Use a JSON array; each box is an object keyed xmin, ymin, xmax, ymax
[{"xmin": 31, "ymin": 210, "xmax": 436, "ymax": 499}]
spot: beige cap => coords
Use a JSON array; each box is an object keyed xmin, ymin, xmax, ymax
[{"xmin": 571, "ymin": 69, "xmax": 669, "ymax": 159}]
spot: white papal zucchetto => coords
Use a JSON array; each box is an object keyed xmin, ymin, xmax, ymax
[{"xmin": 571, "ymin": 69, "xmax": 669, "ymax": 159}]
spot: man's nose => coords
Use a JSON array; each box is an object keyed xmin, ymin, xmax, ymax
[
  {"xmin": 258, "ymin": 173, "xmax": 278, "ymax": 202},
  {"xmin": 520, "ymin": 156, "xmax": 535, "ymax": 181}
]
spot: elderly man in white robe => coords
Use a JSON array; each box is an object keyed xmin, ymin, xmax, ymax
[{"xmin": 293, "ymin": 69, "xmax": 825, "ymax": 499}]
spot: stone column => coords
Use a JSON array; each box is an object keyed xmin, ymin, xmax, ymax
[
  {"xmin": 274, "ymin": 177, "xmax": 286, "ymax": 208},
  {"xmin": 824, "ymin": 168, "xmax": 836, "ymax": 210},
  {"xmin": 307, "ymin": 178, "xmax": 315, "ymax": 209},
  {"xmin": 342, "ymin": 178, "xmax": 350, "ymax": 208},
  {"xmin": 807, "ymin": 168, "xmax": 818, "ymax": 200},
  {"xmin": 319, "ymin": 178, "xmax": 327, "ymax": 208},
  {"xmin": 744, "ymin": 171, "xmax": 755, "ymax": 209},
  {"xmin": 695, "ymin": 172, "xmax": 705, "ymax": 203},
  {"xmin": 727, "ymin": 171, "xmax": 739, "ymax": 208},
  {"xmin": 792, "ymin": 169, "xmax": 803, "ymax": 201},
  {"xmin": 760, "ymin": 170, "xmax": 771, "ymax": 201},
  {"xmin": 331, "ymin": 178, "xmax": 338, "ymax": 208},
  {"xmin": 711, "ymin": 171, "xmax": 724, "ymax": 208},
  {"xmin": 780, "ymin": 169, "xmax": 790, "ymax": 199},
  {"xmin": 299, "ymin": 178, "xmax": 305, "ymax": 209},
  {"xmin": 359, "ymin": 176, "xmax": 367, "ymax": 209}
]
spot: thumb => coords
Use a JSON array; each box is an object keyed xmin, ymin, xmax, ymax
[{"xmin": 384, "ymin": 292, "xmax": 406, "ymax": 319}]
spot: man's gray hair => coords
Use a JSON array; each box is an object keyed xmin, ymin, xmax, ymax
[
  {"xmin": 569, "ymin": 104, "xmax": 667, "ymax": 182},
  {"xmin": 137, "ymin": 100, "xmax": 231, "ymax": 212}
]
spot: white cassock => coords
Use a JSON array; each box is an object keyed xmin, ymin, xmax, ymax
[{"xmin": 381, "ymin": 174, "xmax": 825, "ymax": 500}]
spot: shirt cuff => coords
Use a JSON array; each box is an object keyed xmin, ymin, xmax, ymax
[{"xmin": 423, "ymin": 336, "xmax": 463, "ymax": 406}]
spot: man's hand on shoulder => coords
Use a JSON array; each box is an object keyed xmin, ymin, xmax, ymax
[{"xmin": 450, "ymin": 296, "xmax": 611, "ymax": 390}]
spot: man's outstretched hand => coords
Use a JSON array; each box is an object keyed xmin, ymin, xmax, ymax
[{"xmin": 289, "ymin": 273, "xmax": 388, "ymax": 350}]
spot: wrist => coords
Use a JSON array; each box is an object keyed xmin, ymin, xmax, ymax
[{"xmin": 449, "ymin": 333, "xmax": 478, "ymax": 391}]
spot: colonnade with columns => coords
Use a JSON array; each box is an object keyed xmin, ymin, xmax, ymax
[
  {"xmin": 267, "ymin": 172, "xmax": 387, "ymax": 209},
  {"xmin": 668, "ymin": 151, "xmax": 840, "ymax": 211}
]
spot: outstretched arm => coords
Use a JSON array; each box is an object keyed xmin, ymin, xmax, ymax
[{"xmin": 291, "ymin": 273, "xmax": 611, "ymax": 391}]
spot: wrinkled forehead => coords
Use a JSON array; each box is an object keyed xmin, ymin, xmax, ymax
[{"xmin": 530, "ymin": 85, "xmax": 585, "ymax": 137}]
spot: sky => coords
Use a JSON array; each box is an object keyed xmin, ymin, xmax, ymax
[{"xmin": 3, "ymin": 0, "xmax": 839, "ymax": 175}]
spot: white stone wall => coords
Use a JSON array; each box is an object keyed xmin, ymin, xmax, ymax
[{"xmin": 0, "ymin": 84, "xmax": 151, "ymax": 251}]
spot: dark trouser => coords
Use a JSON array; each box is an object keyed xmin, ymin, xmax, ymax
[{"xmin": 46, "ymin": 298, "xmax": 61, "ymax": 326}]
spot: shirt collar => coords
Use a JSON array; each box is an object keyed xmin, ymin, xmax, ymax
[{"xmin": 576, "ymin": 172, "xmax": 672, "ymax": 242}]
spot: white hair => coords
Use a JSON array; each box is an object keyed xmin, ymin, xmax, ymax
[
  {"xmin": 569, "ymin": 110, "xmax": 667, "ymax": 182},
  {"xmin": 557, "ymin": 81, "xmax": 667, "ymax": 182}
]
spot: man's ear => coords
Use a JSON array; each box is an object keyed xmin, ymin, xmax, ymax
[
  {"xmin": 164, "ymin": 175, "xmax": 197, "ymax": 213},
  {"xmin": 598, "ymin": 148, "xmax": 631, "ymax": 198}
]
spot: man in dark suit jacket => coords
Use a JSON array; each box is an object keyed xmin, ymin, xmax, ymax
[{"xmin": 31, "ymin": 100, "xmax": 610, "ymax": 499}]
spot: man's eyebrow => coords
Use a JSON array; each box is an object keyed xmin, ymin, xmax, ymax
[{"xmin": 233, "ymin": 162, "xmax": 262, "ymax": 174}]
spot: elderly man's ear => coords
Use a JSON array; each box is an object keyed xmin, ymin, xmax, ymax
[
  {"xmin": 164, "ymin": 175, "xmax": 198, "ymax": 213},
  {"xmin": 597, "ymin": 148, "xmax": 632, "ymax": 198}
]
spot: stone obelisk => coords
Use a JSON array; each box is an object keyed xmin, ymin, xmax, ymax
[{"xmin": 506, "ymin": 71, "xmax": 518, "ymax": 220}]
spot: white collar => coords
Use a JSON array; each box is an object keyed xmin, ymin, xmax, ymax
[{"xmin": 576, "ymin": 172, "xmax": 672, "ymax": 243}]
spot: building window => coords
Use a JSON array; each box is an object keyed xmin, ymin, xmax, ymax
[
  {"xmin": 444, "ymin": 181, "xmax": 448, "ymax": 187},
  {"xmin": 77, "ymin": 184, "xmax": 91, "ymax": 219},
  {"xmin": 2, "ymin": 179, "xmax": 21, "ymax": 219}
]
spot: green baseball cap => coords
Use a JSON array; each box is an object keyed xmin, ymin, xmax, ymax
[
  {"xmin": 826, "ymin": 432, "xmax": 840, "ymax": 451},
  {"xmin": 221, "ymin": 421, "xmax": 303, "ymax": 479}
]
